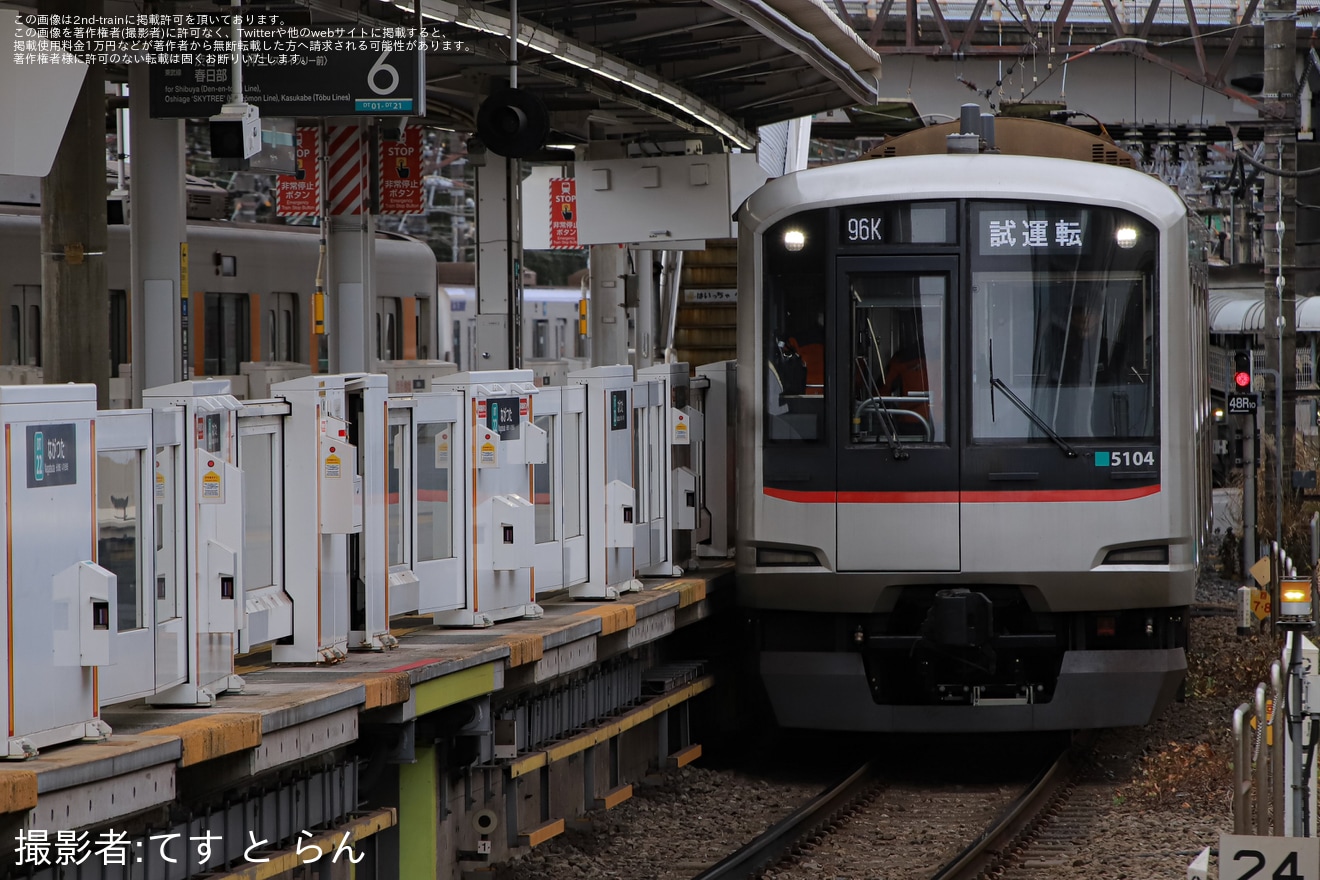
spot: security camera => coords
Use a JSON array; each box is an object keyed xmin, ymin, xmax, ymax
[{"xmin": 210, "ymin": 102, "xmax": 262, "ymax": 160}]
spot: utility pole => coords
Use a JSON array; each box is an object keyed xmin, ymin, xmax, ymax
[
  {"xmin": 1262, "ymin": 0, "xmax": 1298, "ymax": 523},
  {"xmin": 39, "ymin": 0, "xmax": 110, "ymax": 406}
]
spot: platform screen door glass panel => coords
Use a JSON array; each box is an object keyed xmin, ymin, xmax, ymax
[
  {"xmin": 239, "ymin": 432, "xmax": 275, "ymax": 591},
  {"xmin": 416, "ymin": 422, "xmax": 453, "ymax": 562},
  {"xmin": 533, "ymin": 414, "xmax": 556, "ymax": 544},
  {"xmin": 387, "ymin": 422, "xmax": 409, "ymax": 567},
  {"xmin": 98, "ymin": 449, "xmax": 143, "ymax": 631},
  {"xmin": 849, "ymin": 273, "xmax": 947, "ymax": 444}
]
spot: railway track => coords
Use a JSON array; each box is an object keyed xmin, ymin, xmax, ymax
[{"xmin": 690, "ymin": 740, "xmax": 1086, "ymax": 880}]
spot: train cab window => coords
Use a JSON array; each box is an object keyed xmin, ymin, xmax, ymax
[
  {"xmin": 203, "ymin": 292, "xmax": 251, "ymax": 375},
  {"xmin": 98, "ymin": 449, "xmax": 143, "ymax": 632},
  {"xmin": 849, "ymin": 274, "xmax": 946, "ymax": 444},
  {"xmin": 969, "ymin": 202, "xmax": 1158, "ymax": 442},
  {"xmin": 265, "ymin": 292, "xmax": 298, "ymax": 362},
  {"xmin": 377, "ymin": 297, "xmax": 402, "ymax": 361},
  {"xmin": 764, "ymin": 210, "xmax": 828, "ymax": 443}
]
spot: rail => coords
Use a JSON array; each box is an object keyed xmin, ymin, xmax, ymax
[
  {"xmin": 928, "ymin": 746, "xmax": 1078, "ymax": 880},
  {"xmin": 689, "ymin": 761, "xmax": 877, "ymax": 880}
]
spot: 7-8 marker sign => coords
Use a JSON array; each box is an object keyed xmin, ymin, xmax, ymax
[
  {"xmin": 1220, "ymin": 834, "xmax": 1319, "ymax": 880},
  {"xmin": 1228, "ymin": 392, "xmax": 1260, "ymax": 415}
]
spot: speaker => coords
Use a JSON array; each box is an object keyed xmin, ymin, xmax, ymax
[{"xmin": 476, "ymin": 88, "xmax": 549, "ymax": 159}]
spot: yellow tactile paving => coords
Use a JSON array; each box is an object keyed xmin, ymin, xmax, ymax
[
  {"xmin": 657, "ymin": 579, "xmax": 707, "ymax": 608},
  {"xmin": 574, "ymin": 603, "xmax": 638, "ymax": 635},
  {"xmin": 495, "ymin": 633, "xmax": 545, "ymax": 667},
  {"xmin": 347, "ymin": 672, "xmax": 413, "ymax": 710},
  {"xmin": 153, "ymin": 714, "xmax": 262, "ymax": 767},
  {"xmin": 0, "ymin": 769, "xmax": 37, "ymax": 812}
]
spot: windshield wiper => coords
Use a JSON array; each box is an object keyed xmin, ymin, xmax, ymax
[
  {"xmin": 990, "ymin": 378, "xmax": 1080, "ymax": 458},
  {"xmin": 859, "ymin": 313, "xmax": 908, "ymax": 460}
]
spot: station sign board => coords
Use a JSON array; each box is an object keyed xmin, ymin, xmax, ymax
[{"xmin": 149, "ymin": 40, "xmax": 421, "ymax": 118}]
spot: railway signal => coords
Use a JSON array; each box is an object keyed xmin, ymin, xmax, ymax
[{"xmin": 1233, "ymin": 350, "xmax": 1253, "ymax": 390}]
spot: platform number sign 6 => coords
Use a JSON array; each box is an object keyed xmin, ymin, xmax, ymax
[
  {"xmin": 369, "ymin": 51, "xmax": 400, "ymax": 96},
  {"xmin": 1221, "ymin": 835, "xmax": 1319, "ymax": 880}
]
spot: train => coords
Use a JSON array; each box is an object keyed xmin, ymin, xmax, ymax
[
  {"xmin": 0, "ymin": 199, "xmax": 443, "ymax": 399},
  {"xmin": 736, "ymin": 116, "xmax": 1213, "ymax": 732}
]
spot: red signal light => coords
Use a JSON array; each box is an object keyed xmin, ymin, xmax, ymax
[{"xmin": 1234, "ymin": 370, "xmax": 1252, "ymax": 389}]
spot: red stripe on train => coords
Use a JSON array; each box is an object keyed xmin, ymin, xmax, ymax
[{"xmin": 765, "ymin": 486, "xmax": 1160, "ymax": 503}]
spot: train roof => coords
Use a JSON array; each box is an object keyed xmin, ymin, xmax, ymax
[
  {"xmin": 863, "ymin": 118, "xmax": 1137, "ymax": 167},
  {"xmin": 740, "ymin": 152, "xmax": 1188, "ymax": 234},
  {"xmin": 1209, "ymin": 289, "xmax": 1320, "ymax": 333}
]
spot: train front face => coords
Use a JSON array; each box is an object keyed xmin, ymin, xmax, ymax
[{"xmin": 736, "ymin": 155, "xmax": 1204, "ymax": 733}]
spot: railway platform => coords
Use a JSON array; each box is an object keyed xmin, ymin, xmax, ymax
[{"xmin": 1, "ymin": 568, "xmax": 727, "ymax": 879}]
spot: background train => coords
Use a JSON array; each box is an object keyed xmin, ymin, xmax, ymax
[
  {"xmin": 0, "ymin": 192, "xmax": 443, "ymax": 401},
  {"xmin": 736, "ymin": 117, "xmax": 1212, "ymax": 733}
]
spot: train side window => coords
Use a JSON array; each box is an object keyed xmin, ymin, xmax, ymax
[
  {"xmin": 203, "ymin": 292, "xmax": 251, "ymax": 376},
  {"xmin": 6, "ymin": 286, "xmax": 40, "ymax": 367},
  {"xmin": 26, "ymin": 303, "xmax": 39, "ymax": 367},
  {"xmin": 7, "ymin": 305, "xmax": 17, "ymax": 366},
  {"xmin": 555, "ymin": 319, "xmax": 567, "ymax": 359},
  {"xmin": 376, "ymin": 297, "xmax": 401, "ymax": 361},
  {"xmin": 109, "ymin": 290, "xmax": 128, "ymax": 377},
  {"xmin": 532, "ymin": 319, "xmax": 548, "ymax": 359},
  {"xmin": 416, "ymin": 297, "xmax": 431, "ymax": 359},
  {"xmin": 452, "ymin": 320, "xmax": 462, "ymax": 368},
  {"xmin": 266, "ymin": 292, "xmax": 298, "ymax": 362}
]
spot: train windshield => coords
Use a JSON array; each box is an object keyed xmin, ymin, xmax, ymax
[{"xmin": 969, "ymin": 202, "xmax": 1157, "ymax": 442}]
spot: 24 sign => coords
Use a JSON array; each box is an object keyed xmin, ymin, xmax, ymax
[{"xmin": 1220, "ymin": 834, "xmax": 1320, "ymax": 880}]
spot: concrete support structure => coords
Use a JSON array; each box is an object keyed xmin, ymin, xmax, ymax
[
  {"xmin": 128, "ymin": 64, "xmax": 187, "ymax": 401},
  {"xmin": 590, "ymin": 244, "xmax": 627, "ymax": 367},
  {"xmin": 475, "ymin": 151, "xmax": 523, "ymax": 369},
  {"xmin": 326, "ymin": 120, "xmax": 376, "ymax": 374},
  {"xmin": 1262, "ymin": 0, "xmax": 1298, "ymax": 520},
  {"xmin": 39, "ymin": 0, "xmax": 108, "ymax": 405}
]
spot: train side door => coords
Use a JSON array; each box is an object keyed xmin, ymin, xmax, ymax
[{"xmin": 835, "ymin": 256, "xmax": 960, "ymax": 571}]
